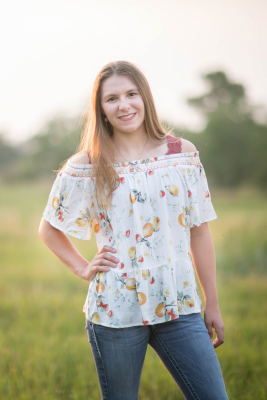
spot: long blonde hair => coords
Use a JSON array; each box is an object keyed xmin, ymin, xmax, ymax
[{"xmin": 59, "ymin": 60, "xmax": 173, "ymax": 210}]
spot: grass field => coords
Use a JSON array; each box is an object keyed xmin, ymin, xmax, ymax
[{"xmin": 0, "ymin": 182, "xmax": 266, "ymax": 399}]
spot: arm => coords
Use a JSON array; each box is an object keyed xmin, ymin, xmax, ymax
[
  {"xmin": 190, "ymin": 222, "xmax": 225, "ymax": 348},
  {"xmin": 38, "ymin": 151, "xmax": 93, "ymax": 278},
  {"xmin": 38, "ymin": 215, "xmax": 118, "ymax": 282},
  {"xmin": 182, "ymin": 139, "xmax": 224, "ymax": 347},
  {"xmin": 39, "ymin": 151, "xmax": 119, "ymax": 281},
  {"xmin": 38, "ymin": 218, "xmax": 91, "ymax": 279}
]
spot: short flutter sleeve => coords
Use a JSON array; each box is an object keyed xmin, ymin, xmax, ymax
[
  {"xmin": 186, "ymin": 156, "xmax": 217, "ymax": 228},
  {"xmin": 42, "ymin": 160, "xmax": 94, "ymax": 240}
]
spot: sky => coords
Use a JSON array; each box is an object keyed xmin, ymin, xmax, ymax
[{"xmin": 1, "ymin": 0, "xmax": 267, "ymax": 144}]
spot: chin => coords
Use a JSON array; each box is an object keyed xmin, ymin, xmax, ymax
[
  {"xmin": 115, "ymin": 123, "xmax": 141, "ymax": 133},
  {"xmin": 124, "ymin": 126, "xmax": 141, "ymax": 134}
]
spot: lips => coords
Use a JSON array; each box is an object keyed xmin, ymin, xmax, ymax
[{"xmin": 118, "ymin": 113, "xmax": 136, "ymax": 120}]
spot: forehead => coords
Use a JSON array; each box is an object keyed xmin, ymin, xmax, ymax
[{"xmin": 101, "ymin": 75, "xmax": 136, "ymax": 97}]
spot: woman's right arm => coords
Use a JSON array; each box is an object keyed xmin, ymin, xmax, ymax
[{"xmin": 38, "ymin": 218, "xmax": 119, "ymax": 281}]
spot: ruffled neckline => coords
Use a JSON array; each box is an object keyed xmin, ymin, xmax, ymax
[
  {"xmin": 112, "ymin": 150, "xmax": 199, "ymax": 167},
  {"xmin": 67, "ymin": 150, "xmax": 200, "ymax": 170}
]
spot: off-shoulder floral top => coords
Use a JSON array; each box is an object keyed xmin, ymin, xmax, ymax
[{"xmin": 42, "ymin": 135, "xmax": 217, "ymax": 328}]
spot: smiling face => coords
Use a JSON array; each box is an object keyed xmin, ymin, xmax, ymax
[{"xmin": 100, "ymin": 74, "xmax": 146, "ymax": 135}]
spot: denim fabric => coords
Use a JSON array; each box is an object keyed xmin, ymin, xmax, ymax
[{"xmin": 85, "ymin": 312, "xmax": 229, "ymax": 400}]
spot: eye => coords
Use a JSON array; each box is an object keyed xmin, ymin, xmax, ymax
[
  {"xmin": 129, "ymin": 92, "xmax": 137, "ymax": 97},
  {"xmin": 107, "ymin": 97, "xmax": 116, "ymax": 102}
]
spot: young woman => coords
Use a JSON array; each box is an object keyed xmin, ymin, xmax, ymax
[{"xmin": 39, "ymin": 60, "xmax": 229, "ymax": 400}]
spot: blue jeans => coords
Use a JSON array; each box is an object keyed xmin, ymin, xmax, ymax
[{"xmin": 85, "ymin": 312, "xmax": 229, "ymax": 400}]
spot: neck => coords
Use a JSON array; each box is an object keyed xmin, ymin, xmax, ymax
[{"xmin": 111, "ymin": 128, "xmax": 149, "ymax": 156}]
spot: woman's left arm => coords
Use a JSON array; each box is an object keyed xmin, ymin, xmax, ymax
[{"xmin": 190, "ymin": 222, "xmax": 225, "ymax": 348}]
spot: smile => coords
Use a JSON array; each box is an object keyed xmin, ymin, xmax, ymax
[{"xmin": 118, "ymin": 113, "xmax": 136, "ymax": 121}]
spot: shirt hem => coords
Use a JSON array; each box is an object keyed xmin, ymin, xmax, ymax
[
  {"xmin": 190, "ymin": 214, "xmax": 218, "ymax": 228},
  {"xmin": 42, "ymin": 213, "xmax": 91, "ymax": 241},
  {"xmin": 83, "ymin": 308, "xmax": 205, "ymax": 329}
]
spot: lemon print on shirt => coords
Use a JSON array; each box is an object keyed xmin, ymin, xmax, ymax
[
  {"xmin": 137, "ymin": 292, "xmax": 147, "ymax": 305},
  {"xmin": 126, "ymin": 278, "xmax": 136, "ymax": 291},
  {"xmin": 92, "ymin": 312, "xmax": 100, "ymax": 324},
  {"xmin": 142, "ymin": 217, "xmax": 160, "ymax": 237},
  {"xmin": 178, "ymin": 208, "xmax": 185, "ymax": 227},
  {"xmin": 76, "ymin": 218, "xmax": 87, "ymax": 227},
  {"xmin": 165, "ymin": 185, "xmax": 179, "ymax": 196},
  {"xmin": 155, "ymin": 303, "xmax": 165, "ymax": 317},
  {"xmin": 52, "ymin": 197, "xmax": 59, "ymax": 209}
]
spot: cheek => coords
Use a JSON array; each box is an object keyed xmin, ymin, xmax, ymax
[
  {"xmin": 133, "ymin": 98, "xmax": 145, "ymax": 113},
  {"xmin": 105, "ymin": 104, "xmax": 117, "ymax": 118}
]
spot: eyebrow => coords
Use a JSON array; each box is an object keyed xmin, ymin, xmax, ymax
[{"xmin": 103, "ymin": 88, "xmax": 139, "ymax": 100}]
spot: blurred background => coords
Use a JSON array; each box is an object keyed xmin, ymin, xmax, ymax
[{"xmin": 1, "ymin": 0, "xmax": 266, "ymax": 399}]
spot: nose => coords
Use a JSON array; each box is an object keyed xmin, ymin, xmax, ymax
[{"xmin": 119, "ymin": 97, "xmax": 130, "ymax": 111}]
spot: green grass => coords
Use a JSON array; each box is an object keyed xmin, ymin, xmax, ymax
[{"xmin": 0, "ymin": 182, "xmax": 267, "ymax": 399}]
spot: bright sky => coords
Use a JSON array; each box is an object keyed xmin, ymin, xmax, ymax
[{"xmin": 1, "ymin": 0, "xmax": 267, "ymax": 144}]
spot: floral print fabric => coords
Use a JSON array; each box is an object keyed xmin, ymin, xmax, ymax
[{"xmin": 42, "ymin": 151, "xmax": 217, "ymax": 328}]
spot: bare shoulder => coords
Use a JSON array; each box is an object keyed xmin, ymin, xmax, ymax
[
  {"xmin": 180, "ymin": 138, "xmax": 197, "ymax": 153},
  {"xmin": 69, "ymin": 151, "xmax": 90, "ymax": 165}
]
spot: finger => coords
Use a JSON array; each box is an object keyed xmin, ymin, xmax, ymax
[
  {"xmin": 104, "ymin": 252, "xmax": 119, "ymax": 265},
  {"xmin": 101, "ymin": 256, "xmax": 118, "ymax": 268},
  {"xmin": 97, "ymin": 251, "xmax": 119, "ymax": 265},
  {"xmin": 212, "ymin": 326, "xmax": 224, "ymax": 348},
  {"xmin": 205, "ymin": 321, "xmax": 213, "ymax": 339},
  {"xmin": 213, "ymin": 336, "xmax": 224, "ymax": 348},
  {"xmin": 99, "ymin": 245, "xmax": 117, "ymax": 254},
  {"xmin": 94, "ymin": 257, "xmax": 117, "ymax": 269},
  {"xmin": 97, "ymin": 265, "xmax": 111, "ymax": 272},
  {"xmin": 91, "ymin": 263, "xmax": 110, "ymax": 273},
  {"xmin": 98, "ymin": 246, "xmax": 107, "ymax": 254},
  {"xmin": 97, "ymin": 249, "xmax": 117, "ymax": 263},
  {"xmin": 94, "ymin": 253, "xmax": 118, "ymax": 266},
  {"xmin": 215, "ymin": 328, "xmax": 224, "ymax": 346}
]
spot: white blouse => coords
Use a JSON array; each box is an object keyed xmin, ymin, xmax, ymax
[{"xmin": 42, "ymin": 151, "xmax": 217, "ymax": 328}]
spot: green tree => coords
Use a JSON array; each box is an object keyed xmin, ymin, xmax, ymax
[
  {"xmin": 176, "ymin": 71, "xmax": 267, "ymax": 188},
  {"xmin": 2, "ymin": 115, "xmax": 83, "ymax": 182}
]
